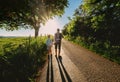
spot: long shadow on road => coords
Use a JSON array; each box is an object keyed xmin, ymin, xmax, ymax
[
  {"xmin": 55, "ymin": 55, "xmax": 72, "ymax": 82},
  {"xmin": 46, "ymin": 55, "xmax": 54, "ymax": 82}
]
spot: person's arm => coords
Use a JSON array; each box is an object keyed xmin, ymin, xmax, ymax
[
  {"xmin": 54, "ymin": 33, "xmax": 56, "ymax": 43},
  {"xmin": 46, "ymin": 39, "xmax": 48, "ymax": 46},
  {"xmin": 60, "ymin": 33, "xmax": 64, "ymax": 39},
  {"xmin": 50, "ymin": 39, "xmax": 53, "ymax": 46},
  {"xmin": 61, "ymin": 33, "xmax": 64, "ymax": 38}
]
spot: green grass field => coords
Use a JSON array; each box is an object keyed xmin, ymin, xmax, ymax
[
  {"xmin": 0, "ymin": 37, "xmax": 26, "ymax": 55},
  {"xmin": 0, "ymin": 36, "xmax": 47, "ymax": 82}
]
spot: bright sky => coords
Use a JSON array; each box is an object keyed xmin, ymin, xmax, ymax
[
  {"xmin": 40, "ymin": 18, "xmax": 62, "ymax": 35},
  {"xmin": 0, "ymin": 0, "xmax": 82, "ymax": 36}
]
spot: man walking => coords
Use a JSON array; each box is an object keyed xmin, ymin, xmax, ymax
[{"xmin": 54, "ymin": 28, "xmax": 63, "ymax": 56}]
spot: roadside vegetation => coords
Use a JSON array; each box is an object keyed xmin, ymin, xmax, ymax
[
  {"xmin": 62, "ymin": 0, "xmax": 120, "ymax": 64},
  {"xmin": 0, "ymin": 36, "xmax": 47, "ymax": 82}
]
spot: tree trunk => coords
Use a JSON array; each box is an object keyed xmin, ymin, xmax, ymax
[
  {"xmin": 35, "ymin": 26, "xmax": 40, "ymax": 38},
  {"xmin": 34, "ymin": 21, "xmax": 41, "ymax": 38}
]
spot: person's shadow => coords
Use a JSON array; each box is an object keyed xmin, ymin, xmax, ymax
[
  {"xmin": 46, "ymin": 54, "xmax": 54, "ymax": 82},
  {"xmin": 55, "ymin": 55, "xmax": 72, "ymax": 82}
]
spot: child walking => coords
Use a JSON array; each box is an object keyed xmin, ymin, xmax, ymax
[{"xmin": 46, "ymin": 35, "xmax": 53, "ymax": 55}]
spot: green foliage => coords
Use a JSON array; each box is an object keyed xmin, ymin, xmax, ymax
[
  {"xmin": 0, "ymin": 37, "xmax": 47, "ymax": 82},
  {"xmin": 0, "ymin": 0, "xmax": 68, "ymax": 37},
  {"xmin": 63, "ymin": 0, "xmax": 120, "ymax": 64}
]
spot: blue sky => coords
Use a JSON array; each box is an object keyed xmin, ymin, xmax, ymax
[{"xmin": 0, "ymin": 0, "xmax": 82, "ymax": 36}]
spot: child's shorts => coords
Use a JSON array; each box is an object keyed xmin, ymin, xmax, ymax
[{"xmin": 47, "ymin": 45, "xmax": 51, "ymax": 50}]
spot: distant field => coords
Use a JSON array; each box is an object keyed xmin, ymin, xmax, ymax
[{"xmin": 0, "ymin": 37, "xmax": 27, "ymax": 55}]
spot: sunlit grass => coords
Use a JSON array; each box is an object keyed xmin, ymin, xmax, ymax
[{"xmin": 0, "ymin": 36, "xmax": 47, "ymax": 82}]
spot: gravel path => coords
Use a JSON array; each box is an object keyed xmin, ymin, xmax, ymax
[{"xmin": 38, "ymin": 39, "xmax": 120, "ymax": 82}]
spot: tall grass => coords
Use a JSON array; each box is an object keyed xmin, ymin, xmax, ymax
[{"xmin": 0, "ymin": 36, "xmax": 47, "ymax": 82}]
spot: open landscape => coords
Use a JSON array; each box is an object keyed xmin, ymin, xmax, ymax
[{"xmin": 0, "ymin": 0, "xmax": 120, "ymax": 82}]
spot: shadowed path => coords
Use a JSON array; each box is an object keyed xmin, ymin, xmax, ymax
[{"xmin": 39, "ymin": 39, "xmax": 120, "ymax": 82}]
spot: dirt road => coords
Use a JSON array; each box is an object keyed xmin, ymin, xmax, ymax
[{"xmin": 39, "ymin": 39, "xmax": 120, "ymax": 82}]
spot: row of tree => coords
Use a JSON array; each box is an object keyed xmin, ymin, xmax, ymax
[
  {"xmin": 0, "ymin": 0, "xmax": 68, "ymax": 37},
  {"xmin": 63, "ymin": 0, "xmax": 120, "ymax": 62}
]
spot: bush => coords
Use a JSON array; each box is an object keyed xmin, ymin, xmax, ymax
[
  {"xmin": 65, "ymin": 36, "xmax": 120, "ymax": 64},
  {"xmin": 0, "ymin": 37, "xmax": 47, "ymax": 82}
]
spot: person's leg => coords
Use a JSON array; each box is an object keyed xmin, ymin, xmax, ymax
[
  {"xmin": 48, "ymin": 46, "xmax": 52, "ymax": 55},
  {"xmin": 47, "ymin": 48, "xmax": 49, "ymax": 59},
  {"xmin": 50, "ymin": 46, "xmax": 52, "ymax": 55},
  {"xmin": 55, "ymin": 43, "xmax": 57, "ymax": 55},
  {"xmin": 47, "ymin": 46, "xmax": 49, "ymax": 55},
  {"xmin": 58, "ymin": 42, "xmax": 61, "ymax": 56},
  {"xmin": 48, "ymin": 49, "xmax": 50, "ymax": 55}
]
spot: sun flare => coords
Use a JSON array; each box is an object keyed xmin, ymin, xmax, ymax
[{"xmin": 39, "ymin": 18, "xmax": 61, "ymax": 36}]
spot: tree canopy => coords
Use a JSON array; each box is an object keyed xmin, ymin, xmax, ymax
[
  {"xmin": 63, "ymin": 0, "xmax": 120, "ymax": 45},
  {"xmin": 0, "ymin": 0, "xmax": 68, "ymax": 37},
  {"xmin": 63, "ymin": 0, "xmax": 120, "ymax": 62}
]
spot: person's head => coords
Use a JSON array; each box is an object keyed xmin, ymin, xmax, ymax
[
  {"xmin": 57, "ymin": 28, "xmax": 60, "ymax": 33},
  {"xmin": 48, "ymin": 35, "xmax": 50, "ymax": 38}
]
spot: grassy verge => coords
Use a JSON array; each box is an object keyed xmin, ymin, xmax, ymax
[
  {"xmin": 64, "ymin": 36, "xmax": 120, "ymax": 64},
  {"xmin": 0, "ymin": 36, "xmax": 47, "ymax": 82}
]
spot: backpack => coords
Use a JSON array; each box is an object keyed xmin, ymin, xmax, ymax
[{"xmin": 55, "ymin": 33, "xmax": 62, "ymax": 43}]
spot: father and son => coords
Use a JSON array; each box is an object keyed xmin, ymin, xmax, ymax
[{"xmin": 46, "ymin": 28, "xmax": 63, "ymax": 57}]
